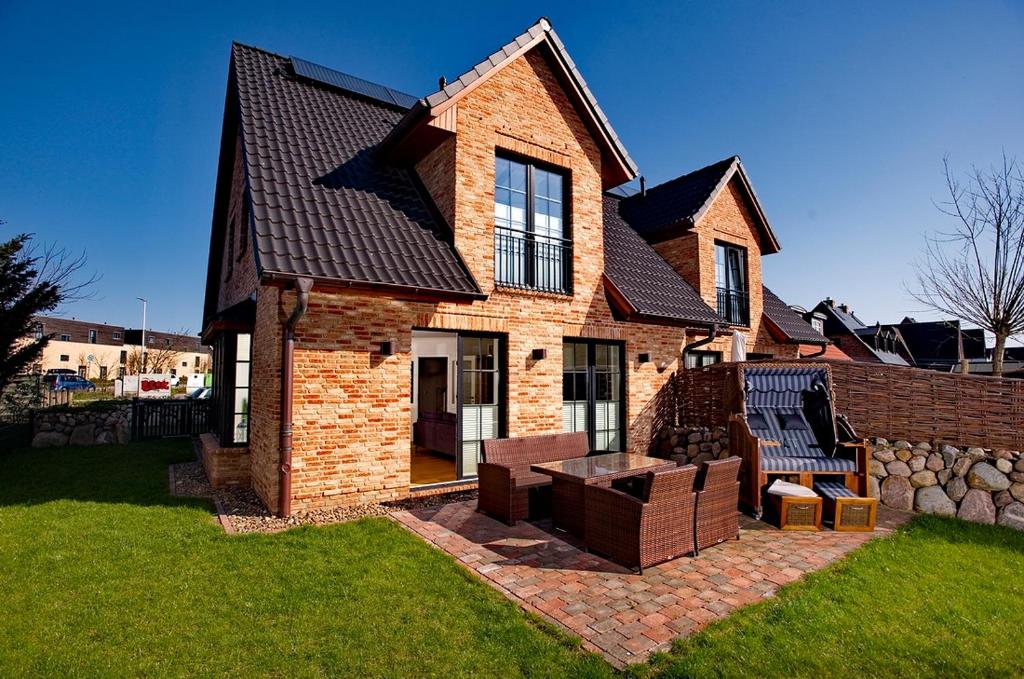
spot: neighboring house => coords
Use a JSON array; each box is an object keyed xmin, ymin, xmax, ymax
[
  {"xmin": 200, "ymin": 19, "xmax": 826, "ymax": 514},
  {"xmin": 886, "ymin": 317, "xmax": 986, "ymax": 372},
  {"xmin": 967, "ymin": 345, "xmax": 1024, "ymax": 376},
  {"xmin": 29, "ymin": 316, "xmax": 210, "ymax": 380},
  {"xmin": 808, "ymin": 299, "xmax": 913, "ymax": 366}
]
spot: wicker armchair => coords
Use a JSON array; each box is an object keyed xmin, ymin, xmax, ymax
[
  {"xmin": 694, "ymin": 457, "xmax": 741, "ymax": 554},
  {"xmin": 583, "ymin": 465, "xmax": 698, "ymax": 573},
  {"xmin": 478, "ymin": 432, "xmax": 589, "ymax": 525}
]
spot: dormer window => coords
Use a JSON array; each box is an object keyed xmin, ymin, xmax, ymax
[{"xmin": 494, "ymin": 154, "xmax": 571, "ymax": 294}]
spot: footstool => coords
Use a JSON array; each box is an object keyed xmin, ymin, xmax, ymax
[{"xmin": 814, "ymin": 481, "xmax": 877, "ymax": 532}]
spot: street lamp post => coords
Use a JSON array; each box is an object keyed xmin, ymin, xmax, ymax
[{"xmin": 137, "ymin": 297, "xmax": 148, "ymax": 375}]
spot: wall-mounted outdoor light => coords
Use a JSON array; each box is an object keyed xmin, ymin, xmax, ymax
[
  {"xmin": 531, "ymin": 348, "xmax": 548, "ymax": 360},
  {"xmin": 379, "ymin": 340, "xmax": 395, "ymax": 356},
  {"xmin": 638, "ymin": 352, "xmax": 652, "ymax": 364}
]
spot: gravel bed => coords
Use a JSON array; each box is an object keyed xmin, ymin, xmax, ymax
[{"xmin": 170, "ymin": 458, "xmax": 477, "ymax": 534}]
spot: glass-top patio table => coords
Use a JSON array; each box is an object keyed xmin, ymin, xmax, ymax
[{"xmin": 531, "ymin": 452, "xmax": 677, "ymax": 538}]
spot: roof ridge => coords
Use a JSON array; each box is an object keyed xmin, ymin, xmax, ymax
[{"xmin": 633, "ymin": 156, "xmax": 739, "ymax": 197}]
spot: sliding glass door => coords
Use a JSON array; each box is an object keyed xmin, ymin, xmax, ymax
[
  {"xmin": 458, "ymin": 334, "xmax": 504, "ymax": 478},
  {"xmin": 562, "ymin": 340, "xmax": 625, "ymax": 451}
]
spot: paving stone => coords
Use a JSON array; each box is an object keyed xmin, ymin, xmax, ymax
[{"xmin": 392, "ymin": 499, "xmax": 909, "ymax": 668}]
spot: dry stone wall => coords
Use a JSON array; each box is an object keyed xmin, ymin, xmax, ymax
[
  {"xmin": 31, "ymin": 404, "xmax": 132, "ymax": 447},
  {"xmin": 868, "ymin": 439, "xmax": 1024, "ymax": 530}
]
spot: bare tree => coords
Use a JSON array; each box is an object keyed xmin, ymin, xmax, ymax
[
  {"xmin": 124, "ymin": 329, "xmax": 201, "ymax": 375},
  {"xmin": 911, "ymin": 154, "xmax": 1024, "ymax": 376}
]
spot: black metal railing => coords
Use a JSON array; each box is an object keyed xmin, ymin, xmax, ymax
[
  {"xmin": 717, "ymin": 287, "xmax": 750, "ymax": 325},
  {"xmin": 495, "ymin": 228, "xmax": 572, "ymax": 294}
]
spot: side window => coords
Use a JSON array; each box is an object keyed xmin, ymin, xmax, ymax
[{"xmin": 685, "ymin": 350, "xmax": 722, "ymax": 369}]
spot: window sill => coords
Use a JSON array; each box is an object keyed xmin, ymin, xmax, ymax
[{"xmin": 492, "ymin": 284, "xmax": 573, "ymax": 300}]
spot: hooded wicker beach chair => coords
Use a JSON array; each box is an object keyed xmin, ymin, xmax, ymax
[{"xmin": 729, "ymin": 366, "xmax": 868, "ymax": 519}]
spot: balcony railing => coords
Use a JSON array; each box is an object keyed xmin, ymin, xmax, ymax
[
  {"xmin": 717, "ymin": 287, "xmax": 750, "ymax": 326},
  {"xmin": 495, "ymin": 227, "xmax": 572, "ymax": 295}
]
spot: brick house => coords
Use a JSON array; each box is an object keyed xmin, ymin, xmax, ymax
[{"xmin": 200, "ymin": 19, "xmax": 828, "ymax": 514}]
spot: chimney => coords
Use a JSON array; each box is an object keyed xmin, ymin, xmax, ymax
[
  {"xmin": 639, "ymin": 176, "xmax": 646, "ymax": 197},
  {"xmin": 824, "ymin": 297, "xmax": 835, "ymax": 308},
  {"xmin": 838, "ymin": 304, "xmax": 849, "ymax": 314}
]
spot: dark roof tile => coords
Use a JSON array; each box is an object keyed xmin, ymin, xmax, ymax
[
  {"xmin": 232, "ymin": 44, "xmax": 481, "ymax": 297},
  {"xmin": 603, "ymin": 196, "xmax": 723, "ymax": 326},
  {"xmin": 619, "ymin": 157, "xmax": 736, "ymax": 237},
  {"xmin": 761, "ymin": 286, "xmax": 828, "ymax": 344}
]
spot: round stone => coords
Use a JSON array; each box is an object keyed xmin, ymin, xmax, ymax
[
  {"xmin": 908, "ymin": 456, "xmax": 926, "ymax": 473},
  {"xmin": 1015, "ymin": 459, "xmax": 1024, "ymax": 473},
  {"xmin": 894, "ymin": 440, "xmax": 912, "ymax": 450},
  {"xmin": 958, "ymin": 489, "xmax": 996, "ymax": 524},
  {"xmin": 937, "ymin": 469, "xmax": 952, "ymax": 486},
  {"xmin": 874, "ymin": 438, "xmax": 890, "ymax": 447},
  {"xmin": 994, "ymin": 490, "xmax": 1013, "ymax": 508},
  {"xmin": 946, "ymin": 476, "xmax": 968, "ymax": 502},
  {"xmin": 895, "ymin": 449, "xmax": 913, "ymax": 462},
  {"xmin": 881, "ymin": 476, "xmax": 914, "ymax": 511},
  {"xmin": 885, "ymin": 460, "xmax": 912, "ymax": 478},
  {"xmin": 910, "ymin": 470, "xmax": 938, "ymax": 488},
  {"xmin": 914, "ymin": 486, "xmax": 956, "ymax": 516},
  {"xmin": 952, "ymin": 456, "xmax": 973, "ymax": 477},
  {"xmin": 1011, "ymin": 483, "xmax": 1024, "ymax": 502},
  {"xmin": 914, "ymin": 442, "xmax": 932, "ymax": 452},
  {"xmin": 967, "ymin": 447, "xmax": 986, "ymax": 457},
  {"xmin": 925, "ymin": 454, "xmax": 944, "ymax": 472},
  {"xmin": 996, "ymin": 459, "xmax": 1013, "ymax": 474},
  {"xmin": 873, "ymin": 449, "xmax": 897, "ymax": 464},
  {"xmin": 870, "ymin": 460, "xmax": 888, "ymax": 478},
  {"xmin": 997, "ymin": 502, "xmax": 1024, "ymax": 531},
  {"xmin": 868, "ymin": 476, "xmax": 881, "ymax": 499},
  {"xmin": 967, "ymin": 462, "xmax": 1012, "ymax": 491}
]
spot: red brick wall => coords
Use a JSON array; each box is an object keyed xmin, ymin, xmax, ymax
[
  {"xmin": 218, "ymin": 132, "xmax": 259, "ymax": 313},
  {"xmin": 243, "ymin": 49, "xmax": 785, "ymax": 512},
  {"xmin": 199, "ymin": 433, "xmax": 250, "ymax": 488}
]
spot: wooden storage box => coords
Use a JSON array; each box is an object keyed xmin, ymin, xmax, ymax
[{"xmin": 767, "ymin": 493, "xmax": 822, "ymax": 531}]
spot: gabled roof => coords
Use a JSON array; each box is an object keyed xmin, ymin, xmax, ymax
[
  {"xmin": 602, "ymin": 195, "xmax": 724, "ymax": 327},
  {"xmin": 812, "ymin": 300, "xmax": 911, "ymax": 366},
  {"xmin": 223, "ymin": 43, "xmax": 482, "ymax": 300},
  {"xmin": 761, "ymin": 286, "xmax": 828, "ymax": 344},
  {"xmin": 882, "ymin": 319, "xmax": 987, "ymax": 371},
  {"xmin": 378, "ymin": 18, "xmax": 638, "ymax": 188},
  {"xmin": 619, "ymin": 156, "xmax": 781, "ymax": 254}
]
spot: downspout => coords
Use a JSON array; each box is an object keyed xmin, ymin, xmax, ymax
[
  {"xmin": 279, "ymin": 277, "xmax": 313, "ymax": 518},
  {"xmin": 683, "ymin": 324, "xmax": 720, "ymax": 357}
]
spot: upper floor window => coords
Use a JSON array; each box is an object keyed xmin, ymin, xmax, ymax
[
  {"xmin": 715, "ymin": 242, "xmax": 749, "ymax": 325},
  {"xmin": 811, "ymin": 317, "xmax": 824, "ymax": 334},
  {"xmin": 59, "ymin": 334, "xmax": 71, "ymax": 342},
  {"xmin": 112, "ymin": 331, "xmax": 122, "ymax": 341},
  {"xmin": 494, "ymin": 154, "xmax": 571, "ymax": 294},
  {"xmin": 685, "ymin": 350, "xmax": 722, "ymax": 369},
  {"xmin": 34, "ymin": 323, "xmax": 44, "ymax": 339},
  {"xmin": 88, "ymin": 329, "xmax": 97, "ymax": 344}
]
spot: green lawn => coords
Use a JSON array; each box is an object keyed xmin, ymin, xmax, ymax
[
  {"xmin": 636, "ymin": 516, "xmax": 1024, "ymax": 679},
  {"xmin": 2, "ymin": 442, "xmax": 1022, "ymax": 678},
  {"xmin": 0, "ymin": 442, "xmax": 611, "ymax": 678}
]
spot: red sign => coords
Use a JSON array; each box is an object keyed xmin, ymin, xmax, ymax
[{"xmin": 141, "ymin": 379, "xmax": 170, "ymax": 392}]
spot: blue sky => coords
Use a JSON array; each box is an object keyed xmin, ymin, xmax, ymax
[{"xmin": 1, "ymin": 1, "xmax": 1021, "ymax": 335}]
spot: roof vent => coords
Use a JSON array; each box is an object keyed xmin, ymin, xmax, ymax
[
  {"xmin": 438, "ymin": 75, "xmax": 446, "ymax": 89},
  {"xmin": 639, "ymin": 176, "xmax": 646, "ymax": 197}
]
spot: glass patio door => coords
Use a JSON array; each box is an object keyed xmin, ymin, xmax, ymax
[
  {"xmin": 562, "ymin": 340, "xmax": 624, "ymax": 451},
  {"xmin": 458, "ymin": 335, "xmax": 503, "ymax": 478}
]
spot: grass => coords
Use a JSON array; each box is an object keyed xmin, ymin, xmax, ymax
[
  {"xmin": 636, "ymin": 515, "xmax": 1024, "ymax": 678},
  {"xmin": 2, "ymin": 442, "xmax": 1023, "ymax": 678},
  {"xmin": 0, "ymin": 441, "xmax": 611, "ymax": 678}
]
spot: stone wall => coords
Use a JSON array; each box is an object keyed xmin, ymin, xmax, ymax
[
  {"xmin": 869, "ymin": 439, "xmax": 1024, "ymax": 530},
  {"xmin": 652, "ymin": 425, "xmax": 731, "ymax": 467},
  {"xmin": 31, "ymin": 403, "xmax": 132, "ymax": 447}
]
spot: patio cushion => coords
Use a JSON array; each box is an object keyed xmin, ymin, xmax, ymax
[
  {"xmin": 513, "ymin": 470, "xmax": 554, "ymax": 489},
  {"xmin": 814, "ymin": 480, "xmax": 858, "ymax": 498},
  {"xmin": 761, "ymin": 456, "xmax": 856, "ymax": 472}
]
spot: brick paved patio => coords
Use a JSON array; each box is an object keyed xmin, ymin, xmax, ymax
[{"xmin": 392, "ymin": 500, "xmax": 911, "ymax": 668}]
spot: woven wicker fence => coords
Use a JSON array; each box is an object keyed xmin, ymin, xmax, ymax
[{"xmin": 677, "ymin": 360, "xmax": 1024, "ymax": 451}]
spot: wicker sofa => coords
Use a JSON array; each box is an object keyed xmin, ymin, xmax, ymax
[
  {"xmin": 478, "ymin": 432, "xmax": 589, "ymax": 525},
  {"xmin": 583, "ymin": 465, "xmax": 698, "ymax": 572}
]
